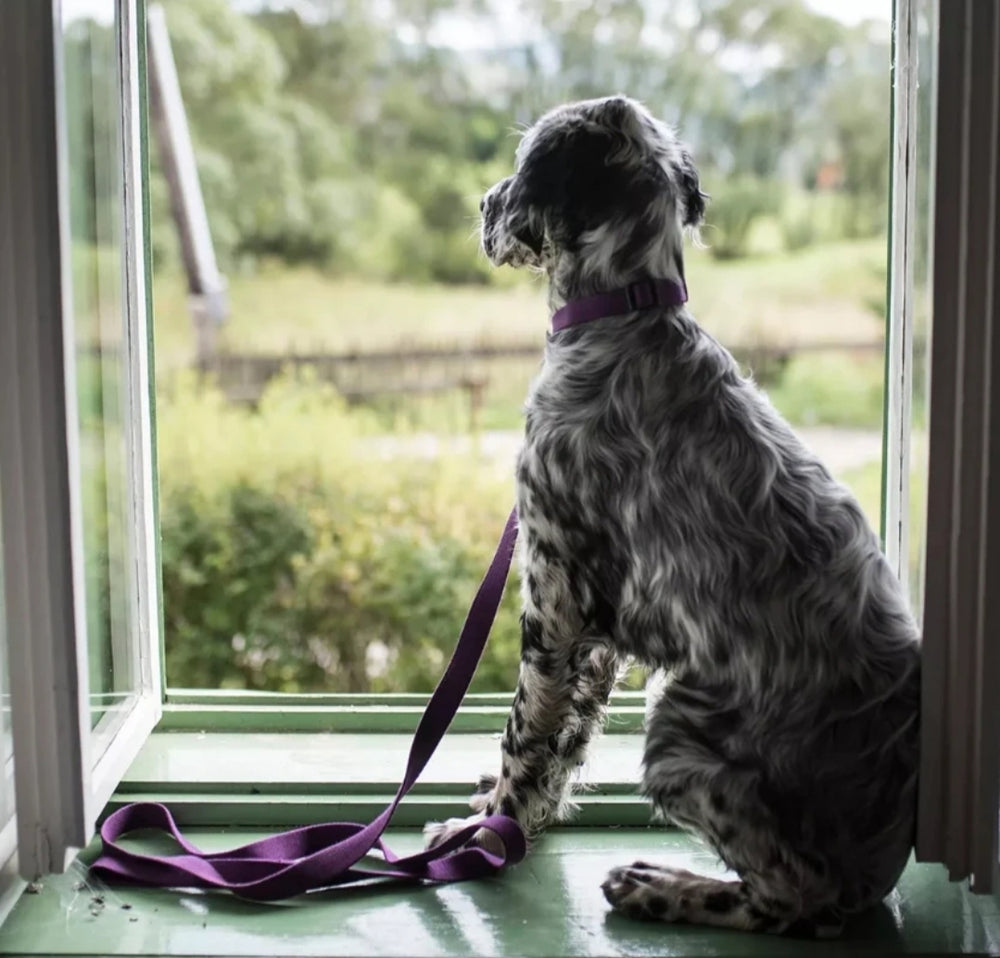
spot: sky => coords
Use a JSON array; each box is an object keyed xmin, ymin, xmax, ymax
[
  {"xmin": 429, "ymin": 0, "xmax": 891, "ymax": 49},
  {"xmin": 808, "ymin": 0, "xmax": 892, "ymax": 24}
]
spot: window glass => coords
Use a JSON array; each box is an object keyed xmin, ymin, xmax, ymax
[
  {"xmin": 151, "ymin": 0, "xmax": 893, "ymax": 694},
  {"xmin": 64, "ymin": 0, "xmax": 138, "ymax": 727}
]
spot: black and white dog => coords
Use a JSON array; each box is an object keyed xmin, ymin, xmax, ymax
[{"xmin": 426, "ymin": 95, "xmax": 920, "ymax": 937}]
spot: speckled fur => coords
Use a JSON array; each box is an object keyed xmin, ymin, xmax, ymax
[{"xmin": 424, "ymin": 95, "xmax": 920, "ymax": 937}]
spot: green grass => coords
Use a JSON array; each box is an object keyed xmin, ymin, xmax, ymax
[
  {"xmin": 151, "ymin": 238, "xmax": 888, "ymax": 372},
  {"xmin": 149, "ymin": 237, "xmax": 890, "ymax": 435}
]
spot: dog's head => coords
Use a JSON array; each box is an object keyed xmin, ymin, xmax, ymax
[{"xmin": 480, "ymin": 96, "xmax": 705, "ymax": 288}]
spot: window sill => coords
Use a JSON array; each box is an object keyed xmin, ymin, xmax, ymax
[
  {"xmin": 0, "ymin": 829, "xmax": 995, "ymax": 957},
  {"xmin": 110, "ymin": 730, "xmax": 651, "ymax": 827}
]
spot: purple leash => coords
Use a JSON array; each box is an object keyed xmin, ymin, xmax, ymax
[
  {"xmin": 90, "ymin": 509, "xmax": 524, "ymax": 900},
  {"xmin": 90, "ymin": 277, "xmax": 684, "ymax": 900}
]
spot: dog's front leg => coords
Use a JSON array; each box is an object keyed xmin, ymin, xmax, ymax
[{"xmin": 425, "ymin": 609, "xmax": 618, "ymax": 854}]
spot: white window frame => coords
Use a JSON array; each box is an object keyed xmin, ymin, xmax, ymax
[
  {"xmin": 0, "ymin": 0, "xmax": 161, "ymax": 881},
  {"xmin": 883, "ymin": 0, "xmax": 921, "ymax": 594}
]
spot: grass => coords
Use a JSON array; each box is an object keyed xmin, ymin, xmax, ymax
[
  {"xmin": 149, "ymin": 237, "xmax": 890, "ymax": 436},
  {"xmin": 151, "ymin": 237, "xmax": 888, "ymax": 373}
]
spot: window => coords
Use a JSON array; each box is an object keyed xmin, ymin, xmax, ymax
[
  {"xmin": 0, "ymin": 0, "xmax": 998, "ymax": 906},
  {"xmin": 0, "ymin": 0, "xmax": 160, "ymax": 881},
  {"xmin": 142, "ymin": 0, "xmax": 900, "ymax": 703}
]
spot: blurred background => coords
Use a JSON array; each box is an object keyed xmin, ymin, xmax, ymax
[{"xmin": 72, "ymin": 0, "xmax": 930, "ymax": 695}]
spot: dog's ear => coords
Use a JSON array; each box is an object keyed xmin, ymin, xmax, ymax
[
  {"xmin": 513, "ymin": 124, "xmax": 630, "ymax": 245},
  {"xmin": 676, "ymin": 148, "xmax": 707, "ymax": 228}
]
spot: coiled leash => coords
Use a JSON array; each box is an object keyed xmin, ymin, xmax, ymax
[
  {"xmin": 90, "ymin": 277, "xmax": 688, "ymax": 899},
  {"xmin": 90, "ymin": 509, "xmax": 524, "ymax": 899}
]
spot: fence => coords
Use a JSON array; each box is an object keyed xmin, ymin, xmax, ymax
[
  {"xmin": 80, "ymin": 337, "xmax": 890, "ymax": 430},
  {"xmin": 201, "ymin": 338, "xmax": 887, "ymax": 427}
]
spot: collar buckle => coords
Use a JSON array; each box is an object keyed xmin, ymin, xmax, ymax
[{"xmin": 625, "ymin": 279, "xmax": 659, "ymax": 311}]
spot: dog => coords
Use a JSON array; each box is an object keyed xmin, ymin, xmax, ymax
[{"xmin": 425, "ymin": 95, "xmax": 920, "ymax": 937}]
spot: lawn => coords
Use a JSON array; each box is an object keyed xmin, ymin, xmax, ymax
[{"xmin": 151, "ymin": 238, "xmax": 888, "ymax": 372}]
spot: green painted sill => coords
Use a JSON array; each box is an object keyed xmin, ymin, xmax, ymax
[
  {"xmin": 2, "ymin": 830, "xmax": 996, "ymax": 957},
  {"xmin": 159, "ymin": 689, "xmax": 647, "ymax": 733},
  {"xmin": 112, "ymin": 728, "xmax": 652, "ymax": 828}
]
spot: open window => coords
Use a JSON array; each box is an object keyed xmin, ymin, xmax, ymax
[
  {"xmin": 0, "ymin": 0, "xmax": 161, "ymax": 880},
  {"xmin": 0, "ymin": 0, "xmax": 997, "ymax": 911}
]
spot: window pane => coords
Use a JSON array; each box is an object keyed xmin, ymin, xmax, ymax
[
  {"xmin": 64, "ymin": 0, "xmax": 137, "ymax": 727},
  {"xmin": 152, "ymin": 0, "xmax": 893, "ymax": 695}
]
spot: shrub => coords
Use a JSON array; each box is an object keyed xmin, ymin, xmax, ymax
[
  {"xmin": 157, "ymin": 373, "xmax": 521, "ymax": 692},
  {"xmin": 703, "ymin": 176, "xmax": 782, "ymax": 260},
  {"xmin": 781, "ymin": 213, "xmax": 819, "ymax": 252},
  {"xmin": 763, "ymin": 351, "xmax": 885, "ymax": 429}
]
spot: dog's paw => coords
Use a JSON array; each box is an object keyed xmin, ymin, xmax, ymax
[
  {"xmin": 601, "ymin": 863, "xmax": 700, "ymax": 922},
  {"xmin": 468, "ymin": 772, "xmax": 498, "ymax": 814},
  {"xmin": 422, "ymin": 812, "xmax": 507, "ymax": 858}
]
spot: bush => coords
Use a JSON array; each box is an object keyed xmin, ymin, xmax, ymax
[
  {"xmin": 157, "ymin": 374, "xmax": 521, "ymax": 692},
  {"xmin": 781, "ymin": 213, "xmax": 819, "ymax": 252},
  {"xmin": 703, "ymin": 176, "xmax": 782, "ymax": 260},
  {"xmin": 763, "ymin": 351, "xmax": 885, "ymax": 429}
]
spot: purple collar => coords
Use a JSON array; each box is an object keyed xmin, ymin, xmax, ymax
[{"xmin": 551, "ymin": 278, "xmax": 688, "ymax": 334}]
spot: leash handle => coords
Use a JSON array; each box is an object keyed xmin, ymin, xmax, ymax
[{"xmin": 90, "ymin": 509, "xmax": 525, "ymax": 900}]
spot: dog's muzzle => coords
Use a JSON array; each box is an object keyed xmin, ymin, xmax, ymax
[
  {"xmin": 480, "ymin": 176, "xmax": 536, "ymax": 267},
  {"xmin": 479, "ymin": 180, "xmax": 508, "ymax": 261}
]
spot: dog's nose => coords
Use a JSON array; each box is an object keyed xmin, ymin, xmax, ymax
[{"xmin": 480, "ymin": 195, "xmax": 487, "ymax": 213}]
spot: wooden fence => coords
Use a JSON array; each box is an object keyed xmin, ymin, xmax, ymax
[
  {"xmin": 80, "ymin": 337, "xmax": 890, "ymax": 430},
  {"xmin": 197, "ymin": 338, "xmax": 888, "ymax": 429}
]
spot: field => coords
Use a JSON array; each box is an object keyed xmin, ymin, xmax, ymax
[
  {"xmin": 151, "ymin": 238, "xmax": 890, "ymax": 435},
  {"xmin": 151, "ymin": 238, "xmax": 888, "ymax": 369}
]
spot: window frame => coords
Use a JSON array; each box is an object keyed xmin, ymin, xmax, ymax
[
  {"xmin": 882, "ymin": 0, "xmax": 921, "ymax": 593},
  {"xmin": 0, "ymin": 0, "xmax": 162, "ymax": 881}
]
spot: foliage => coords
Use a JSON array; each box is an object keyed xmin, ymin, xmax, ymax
[
  {"xmin": 154, "ymin": 341, "xmax": 888, "ymax": 693},
  {"xmin": 781, "ymin": 212, "xmax": 819, "ymax": 252},
  {"xmin": 702, "ymin": 176, "xmax": 783, "ymax": 260},
  {"xmin": 762, "ymin": 351, "xmax": 885, "ymax": 428},
  {"xmin": 137, "ymin": 0, "xmax": 893, "ymax": 282},
  {"xmin": 158, "ymin": 374, "xmax": 521, "ymax": 691}
]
